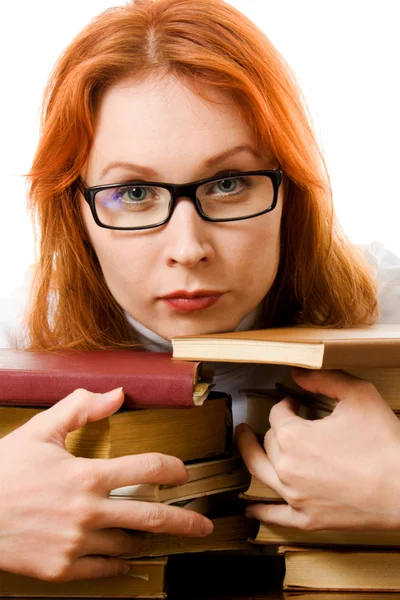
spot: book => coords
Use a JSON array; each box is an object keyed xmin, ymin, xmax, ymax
[
  {"xmin": 110, "ymin": 455, "xmax": 250, "ymax": 502},
  {"xmin": 279, "ymin": 545, "xmax": 400, "ymax": 591},
  {"xmin": 250, "ymin": 522, "xmax": 400, "ymax": 547},
  {"xmin": 283, "ymin": 593, "xmax": 399, "ymax": 599},
  {"xmin": 125, "ymin": 515, "xmax": 256, "ymax": 558},
  {"xmin": 0, "ymin": 348, "xmax": 212, "ymax": 408},
  {"xmin": 171, "ymin": 324, "xmax": 400, "ymax": 369},
  {"xmin": 0, "ymin": 392, "xmax": 232, "ymax": 462},
  {"xmin": 239, "ymin": 474, "xmax": 282, "ymax": 502},
  {"xmin": 0, "ymin": 558, "xmax": 167, "ymax": 597}
]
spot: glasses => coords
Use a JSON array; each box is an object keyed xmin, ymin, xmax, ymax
[{"xmin": 81, "ymin": 169, "xmax": 283, "ymax": 230}]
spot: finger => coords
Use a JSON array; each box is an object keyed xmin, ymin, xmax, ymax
[
  {"xmin": 245, "ymin": 502, "xmax": 299, "ymax": 529},
  {"xmin": 58, "ymin": 556, "xmax": 130, "ymax": 581},
  {"xmin": 76, "ymin": 528, "xmax": 148, "ymax": 558},
  {"xmin": 236, "ymin": 423, "xmax": 283, "ymax": 495},
  {"xmin": 293, "ymin": 367, "xmax": 362, "ymax": 401},
  {"xmin": 97, "ymin": 498, "xmax": 213, "ymax": 537},
  {"xmin": 93, "ymin": 452, "xmax": 189, "ymax": 493},
  {"xmin": 263, "ymin": 428, "xmax": 280, "ymax": 468},
  {"xmin": 268, "ymin": 396, "xmax": 302, "ymax": 434},
  {"xmin": 293, "ymin": 368, "xmax": 391, "ymax": 416},
  {"xmin": 29, "ymin": 388, "xmax": 125, "ymax": 443}
]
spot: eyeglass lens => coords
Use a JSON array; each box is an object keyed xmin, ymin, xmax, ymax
[{"xmin": 94, "ymin": 174, "xmax": 275, "ymax": 228}]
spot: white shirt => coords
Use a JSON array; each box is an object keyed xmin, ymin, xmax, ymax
[{"xmin": 1, "ymin": 242, "xmax": 400, "ymax": 427}]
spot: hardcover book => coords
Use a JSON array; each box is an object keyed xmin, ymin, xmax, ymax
[
  {"xmin": 172, "ymin": 324, "xmax": 400, "ymax": 369},
  {"xmin": 0, "ymin": 392, "xmax": 232, "ymax": 462},
  {"xmin": 280, "ymin": 546, "xmax": 400, "ymax": 591},
  {"xmin": 0, "ymin": 558, "xmax": 167, "ymax": 598},
  {"xmin": 250, "ymin": 523, "xmax": 400, "ymax": 547},
  {"xmin": 0, "ymin": 349, "xmax": 211, "ymax": 408},
  {"xmin": 111, "ymin": 455, "xmax": 249, "ymax": 502}
]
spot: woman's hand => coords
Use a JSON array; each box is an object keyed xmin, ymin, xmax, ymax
[
  {"xmin": 0, "ymin": 388, "xmax": 213, "ymax": 582},
  {"xmin": 237, "ymin": 368, "xmax": 400, "ymax": 531}
]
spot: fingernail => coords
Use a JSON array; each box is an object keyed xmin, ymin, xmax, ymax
[
  {"xmin": 201, "ymin": 518, "xmax": 214, "ymax": 536},
  {"xmin": 119, "ymin": 562, "xmax": 130, "ymax": 575},
  {"xmin": 103, "ymin": 387, "xmax": 124, "ymax": 399}
]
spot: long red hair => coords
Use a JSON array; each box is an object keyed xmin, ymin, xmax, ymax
[{"xmin": 24, "ymin": 0, "xmax": 378, "ymax": 350}]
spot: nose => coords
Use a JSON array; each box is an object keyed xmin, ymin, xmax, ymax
[{"xmin": 163, "ymin": 197, "xmax": 216, "ymax": 268}]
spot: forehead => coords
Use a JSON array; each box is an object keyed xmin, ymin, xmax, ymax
[{"xmin": 86, "ymin": 74, "xmax": 261, "ymax": 183}]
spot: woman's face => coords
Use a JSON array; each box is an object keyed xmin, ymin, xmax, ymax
[{"xmin": 81, "ymin": 74, "xmax": 283, "ymax": 340}]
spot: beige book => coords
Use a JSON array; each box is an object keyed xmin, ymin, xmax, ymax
[
  {"xmin": 251, "ymin": 523, "xmax": 400, "ymax": 547},
  {"xmin": 172, "ymin": 324, "xmax": 400, "ymax": 369},
  {"xmin": 0, "ymin": 558, "xmax": 167, "ymax": 598},
  {"xmin": 239, "ymin": 474, "xmax": 282, "ymax": 502},
  {"xmin": 280, "ymin": 545, "xmax": 400, "ymax": 591},
  {"xmin": 111, "ymin": 463, "xmax": 250, "ymax": 503},
  {"xmin": 0, "ymin": 394, "xmax": 232, "ymax": 462},
  {"xmin": 283, "ymin": 593, "xmax": 398, "ymax": 600}
]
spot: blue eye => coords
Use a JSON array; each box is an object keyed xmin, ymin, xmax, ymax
[
  {"xmin": 216, "ymin": 179, "xmax": 238, "ymax": 193},
  {"xmin": 203, "ymin": 176, "xmax": 252, "ymax": 198}
]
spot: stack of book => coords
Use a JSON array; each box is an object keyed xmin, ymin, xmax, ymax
[
  {"xmin": 0, "ymin": 348, "xmax": 254, "ymax": 598},
  {"xmin": 172, "ymin": 324, "xmax": 400, "ymax": 593}
]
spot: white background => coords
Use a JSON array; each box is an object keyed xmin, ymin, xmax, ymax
[{"xmin": 1, "ymin": 1, "xmax": 399, "ymax": 297}]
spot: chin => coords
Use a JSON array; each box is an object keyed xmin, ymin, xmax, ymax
[{"xmin": 160, "ymin": 317, "xmax": 241, "ymax": 341}]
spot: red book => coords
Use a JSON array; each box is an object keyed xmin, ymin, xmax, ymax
[{"xmin": 0, "ymin": 349, "xmax": 212, "ymax": 409}]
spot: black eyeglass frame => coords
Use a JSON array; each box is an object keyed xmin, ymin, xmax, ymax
[{"xmin": 80, "ymin": 169, "xmax": 283, "ymax": 231}]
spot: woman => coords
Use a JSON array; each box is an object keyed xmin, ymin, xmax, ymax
[{"xmin": 1, "ymin": 0, "xmax": 400, "ymax": 583}]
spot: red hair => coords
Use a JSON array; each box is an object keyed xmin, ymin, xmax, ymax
[{"xmin": 24, "ymin": 0, "xmax": 378, "ymax": 349}]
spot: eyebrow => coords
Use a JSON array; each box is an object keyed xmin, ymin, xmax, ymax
[{"xmin": 99, "ymin": 145, "xmax": 265, "ymax": 180}]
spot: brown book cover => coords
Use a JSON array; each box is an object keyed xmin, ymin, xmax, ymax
[
  {"xmin": 0, "ymin": 349, "xmax": 211, "ymax": 408},
  {"xmin": 172, "ymin": 324, "xmax": 400, "ymax": 369}
]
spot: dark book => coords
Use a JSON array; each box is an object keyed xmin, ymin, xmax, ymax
[{"xmin": 0, "ymin": 349, "xmax": 212, "ymax": 408}]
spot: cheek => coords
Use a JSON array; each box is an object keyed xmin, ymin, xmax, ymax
[
  {"xmin": 101, "ymin": 242, "xmax": 156, "ymax": 285},
  {"xmin": 227, "ymin": 217, "xmax": 281, "ymax": 288},
  {"xmin": 84, "ymin": 226, "xmax": 157, "ymax": 288}
]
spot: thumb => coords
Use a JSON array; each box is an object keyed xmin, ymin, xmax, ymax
[
  {"xmin": 291, "ymin": 367, "xmax": 382, "ymax": 410},
  {"xmin": 28, "ymin": 387, "xmax": 125, "ymax": 442}
]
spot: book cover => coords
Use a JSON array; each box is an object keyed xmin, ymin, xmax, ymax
[{"xmin": 0, "ymin": 349, "xmax": 211, "ymax": 408}]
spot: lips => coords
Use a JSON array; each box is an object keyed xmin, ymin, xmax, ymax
[{"xmin": 160, "ymin": 290, "xmax": 223, "ymax": 312}]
